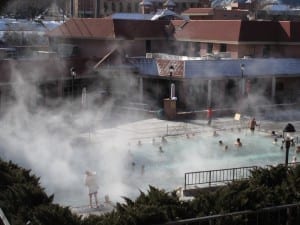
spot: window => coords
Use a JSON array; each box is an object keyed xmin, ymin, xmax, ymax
[
  {"xmin": 135, "ymin": 3, "xmax": 139, "ymax": 12},
  {"xmin": 146, "ymin": 40, "xmax": 151, "ymax": 53},
  {"xmin": 104, "ymin": 2, "xmax": 108, "ymax": 13},
  {"xmin": 127, "ymin": 3, "xmax": 132, "ymax": 12},
  {"xmin": 276, "ymin": 81, "xmax": 284, "ymax": 91},
  {"xmin": 112, "ymin": 2, "xmax": 116, "ymax": 12},
  {"xmin": 263, "ymin": 45, "xmax": 270, "ymax": 57},
  {"xmin": 220, "ymin": 44, "xmax": 227, "ymax": 52},
  {"xmin": 207, "ymin": 43, "xmax": 213, "ymax": 53}
]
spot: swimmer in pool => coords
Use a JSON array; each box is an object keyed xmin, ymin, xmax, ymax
[
  {"xmin": 161, "ymin": 136, "xmax": 168, "ymax": 144},
  {"xmin": 235, "ymin": 138, "xmax": 242, "ymax": 147},
  {"xmin": 159, "ymin": 146, "xmax": 164, "ymax": 153},
  {"xmin": 138, "ymin": 140, "xmax": 142, "ymax": 146},
  {"xmin": 213, "ymin": 131, "xmax": 219, "ymax": 137}
]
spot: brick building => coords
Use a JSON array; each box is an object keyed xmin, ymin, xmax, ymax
[
  {"xmin": 45, "ymin": 15, "xmax": 300, "ymax": 112},
  {"xmin": 1, "ymin": 3, "xmax": 300, "ymax": 115}
]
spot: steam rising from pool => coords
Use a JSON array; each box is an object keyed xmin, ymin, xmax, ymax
[{"xmin": 0, "ymin": 67, "xmax": 298, "ymax": 207}]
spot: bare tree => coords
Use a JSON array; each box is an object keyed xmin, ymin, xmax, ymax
[{"xmin": 3, "ymin": 0, "xmax": 56, "ymax": 19}]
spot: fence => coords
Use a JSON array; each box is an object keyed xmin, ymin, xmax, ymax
[
  {"xmin": 184, "ymin": 162, "xmax": 300, "ymax": 190},
  {"xmin": 184, "ymin": 166, "xmax": 257, "ymax": 190}
]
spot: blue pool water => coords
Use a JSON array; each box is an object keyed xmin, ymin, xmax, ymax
[{"xmin": 123, "ymin": 130, "xmax": 297, "ymax": 194}]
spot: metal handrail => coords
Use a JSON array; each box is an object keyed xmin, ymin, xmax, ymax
[
  {"xmin": 157, "ymin": 202, "xmax": 300, "ymax": 225},
  {"xmin": 184, "ymin": 163, "xmax": 300, "ymax": 190},
  {"xmin": 184, "ymin": 166, "xmax": 257, "ymax": 189}
]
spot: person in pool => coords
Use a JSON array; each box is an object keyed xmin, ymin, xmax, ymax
[{"xmin": 235, "ymin": 138, "xmax": 242, "ymax": 147}]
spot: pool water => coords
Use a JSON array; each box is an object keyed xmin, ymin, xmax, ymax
[
  {"xmin": 121, "ymin": 130, "xmax": 296, "ymax": 194},
  {"xmin": 48, "ymin": 129, "xmax": 299, "ymax": 207}
]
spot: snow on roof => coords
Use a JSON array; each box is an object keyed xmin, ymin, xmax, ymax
[
  {"xmin": 0, "ymin": 18, "xmax": 63, "ymax": 32},
  {"xmin": 265, "ymin": 4, "xmax": 290, "ymax": 11}
]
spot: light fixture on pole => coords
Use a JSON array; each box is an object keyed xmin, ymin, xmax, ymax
[
  {"xmin": 283, "ymin": 123, "xmax": 296, "ymax": 166},
  {"xmin": 240, "ymin": 63, "xmax": 245, "ymax": 96},
  {"xmin": 70, "ymin": 67, "xmax": 76, "ymax": 99},
  {"xmin": 169, "ymin": 65, "xmax": 174, "ymax": 99}
]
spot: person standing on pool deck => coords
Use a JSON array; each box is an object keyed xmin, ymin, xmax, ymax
[
  {"xmin": 207, "ymin": 107, "xmax": 213, "ymax": 126},
  {"xmin": 249, "ymin": 117, "xmax": 258, "ymax": 134},
  {"xmin": 84, "ymin": 170, "xmax": 99, "ymax": 208}
]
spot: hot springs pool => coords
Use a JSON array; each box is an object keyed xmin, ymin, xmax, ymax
[{"xmin": 55, "ymin": 128, "xmax": 298, "ymax": 207}]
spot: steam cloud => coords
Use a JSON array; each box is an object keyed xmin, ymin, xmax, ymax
[{"xmin": 0, "ymin": 60, "xmax": 288, "ymax": 207}]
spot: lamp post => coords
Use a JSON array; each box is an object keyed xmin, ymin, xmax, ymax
[
  {"xmin": 70, "ymin": 67, "xmax": 76, "ymax": 99},
  {"xmin": 240, "ymin": 63, "xmax": 245, "ymax": 97},
  {"xmin": 283, "ymin": 123, "xmax": 296, "ymax": 166},
  {"xmin": 169, "ymin": 65, "xmax": 174, "ymax": 99}
]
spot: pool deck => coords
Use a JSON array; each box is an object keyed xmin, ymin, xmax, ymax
[{"xmin": 85, "ymin": 115, "xmax": 300, "ymax": 144}]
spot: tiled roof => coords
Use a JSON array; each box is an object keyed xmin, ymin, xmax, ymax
[
  {"xmin": 156, "ymin": 59, "xmax": 184, "ymax": 77},
  {"xmin": 172, "ymin": 20, "xmax": 300, "ymax": 43},
  {"xmin": 47, "ymin": 18, "xmax": 300, "ymax": 43},
  {"xmin": 47, "ymin": 18, "xmax": 115, "ymax": 39},
  {"xmin": 172, "ymin": 20, "xmax": 241, "ymax": 42},
  {"xmin": 47, "ymin": 18, "xmax": 169, "ymax": 39}
]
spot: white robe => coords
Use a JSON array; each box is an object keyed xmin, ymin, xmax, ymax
[{"xmin": 85, "ymin": 172, "xmax": 99, "ymax": 194}]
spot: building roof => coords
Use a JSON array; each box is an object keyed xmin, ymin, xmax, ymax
[
  {"xmin": 47, "ymin": 18, "xmax": 115, "ymax": 39},
  {"xmin": 172, "ymin": 20, "xmax": 300, "ymax": 43},
  {"xmin": 47, "ymin": 18, "xmax": 170, "ymax": 40},
  {"xmin": 172, "ymin": 20, "xmax": 241, "ymax": 43},
  {"xmin": 47, "ymin": 18, "xmax": 300, "ymax": 43}
]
